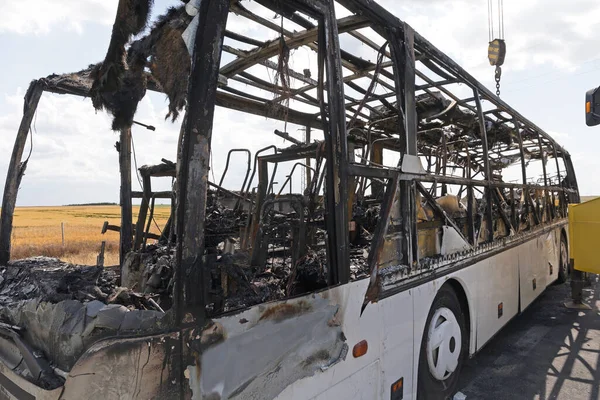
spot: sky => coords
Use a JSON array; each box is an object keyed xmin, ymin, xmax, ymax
[{"xmin": 0, "ymin": 0, "xmax": 600, "ymax": 206}]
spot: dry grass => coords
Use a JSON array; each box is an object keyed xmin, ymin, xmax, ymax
[{"xmin": 10, "ymin": 205, "xmax": 170, "ymax": 265}]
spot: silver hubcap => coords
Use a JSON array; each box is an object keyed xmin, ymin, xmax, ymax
[{"xmin": 426, "ymin": 307, "xmax": 462, "ymax": 380}]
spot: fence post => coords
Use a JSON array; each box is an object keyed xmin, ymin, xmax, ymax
[
  {"xmin": 97, "ymin": 241, "xmax": 106, "ymax": 267},
  {"xmin": 61, "ymin": 222, "xmax": 65, "ymax": 246}
]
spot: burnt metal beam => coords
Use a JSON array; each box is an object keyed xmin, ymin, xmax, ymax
[
  {"xmin": 510, "ymin": 187, "xmax": 518, "ymax": 231},
  {"xmin": 319, "ymin": 7, "xmax": 350, "ymax": 285},
  {"xmin": 474, "ymin": 89, "xmax": 494, "ymax": 243},
  {"xmin": 0, "ymin": 81, "xmax": 44, "ymax": 265},
  {"xmin": 231, "ymin": 1, "xmax": 394, "ymax": 98},
  {"xmin": 552, "ymin": 143, "xmax": 566, "ymax": 216},
  {"xmin": 346, "ymin": 164, "xmax": 574, "ymax": 193},
  {"xmin": 119, "ymin": 127, "xmax": 133, "ymax": 265},
  {"xmin": 133, "ymin": 173, "xmax": 151, "ymax": 251},
  {"xmin": 247, "ymin": 159, "xmax": 269, "ymax": 254},
  {"xmin": 564, "ymin": 154, "xmax": 580, "ymax": 203},
  {"xmin": 132, "ymin": 191, "xmax": 172, "ymax": 199},
  {"xmin": 363, "ymin": 176, "xmax": 397, "ymax": 306},
  {"xmin": 174, "ymin": 0, "xmax": 230, "ymax": 323},
  {"xmin": 143, "ymin": 196, "xmax": 157, "ymax": 249},
  {"xmin": 467, "ymin": 185, "xmax": 476, "ymax": 244},
  {"xmin": 537, "ymin": 134, "xmax": 552, "ymax": 221},
  {"xmin": 337, "ymin": 0, "xmax": 569, "ymax": 156},
  {"xmin": 224, "ymin": 30, "xmax": 264, "ymax": 47},
  {"xmin": 220, "ymin": 15, "xmax": 369, "ymax": 78},
  {"xmin": 412, "ymin": 32, "xmax": 568, "ymax": 155},
  {"xmin": 513, "ymin": 118, "xmax": 534, "ymax": 227},
  {"xmin": 216, "ymin": 91, "xmax": 323, "ymax": 130},
  {"xmin": 416, "ymin": 79, "xmax": 459, "ymax": 91},
  {"xmin": 492, "ymin": 189, "xmax": 514, "ymax": 234},
  {"xmin": 269, "ymin": 63, "xmax": 394, "ymax": 118},
  {"xmin": 389, "ymin": 23, "xmax": 418, "ymax": 265}
]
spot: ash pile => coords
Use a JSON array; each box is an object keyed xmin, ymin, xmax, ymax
[{"xmin": 0, "ymin": 257, "xmax": 168, "ymax": 382}]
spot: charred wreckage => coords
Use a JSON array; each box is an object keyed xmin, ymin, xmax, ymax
[{"xmin": 0, "ymin": 0, "xmax": 579, "ymax": 398}]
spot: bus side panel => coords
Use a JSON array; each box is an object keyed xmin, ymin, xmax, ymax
[
  {"xmin": 520, "ymin": 228, "xmax": 563, "ymax": 309},
  {"xmin": 519, "ymin": 233, "xmax": 553, "ymax": 311},
  {"xmin": 378, "ymin": 289, "xmax": 414, "ymax": 400},
  {"xmin": 200, "ymin": 280, "xmax": 385, "ymax": 400},
  {"xmin": 411, "ymin": 244, "xmax": 521, "ymax": 393},
  {"xmin": 471, "ymin": 249, "xmax": 520, "ymax": 350},
  {"xmin": 274, "ymin": 282, "xmax": 414, "ymax": 400},
  {"xmin": 311, "ymin": 361, "xmax": 381, "ymax": 400},
  {"xmin": 519, "ymin": 239, "xmax": 537, "ymax": 310},
  {"xmin": 410, "ymin": 228, "xmax": 565, "ymax": 395}
]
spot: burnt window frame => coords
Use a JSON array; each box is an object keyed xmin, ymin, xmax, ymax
[{"xmin": 173, "ymin": 0, "xmax": 352, "ymax": 325}]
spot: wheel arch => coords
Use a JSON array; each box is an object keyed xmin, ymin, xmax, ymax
[
  {"xmin": 443, "ymin": 278, "xmax": 474, "ymax": 356},
  {"xmin": 416, "ymin": 278, "xmax": 473, "ymax": 398},
  {"xmin": 560, "ymin": 227, "xmax": 568, "ymax": 249},
  {"xmin": 559, "ymin": 226, "xmax": 570, "ymax": 280}
]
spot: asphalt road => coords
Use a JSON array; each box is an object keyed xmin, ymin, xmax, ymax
[{"xmin": 457, "ymin": 278, "xmax": 600, "ymax": 400}]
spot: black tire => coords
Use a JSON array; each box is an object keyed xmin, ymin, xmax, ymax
[
  {"xmin": 556, "ymin": 233, "xmax": 569, "ymax": 284},
  {"xmin": 417, "ymin": 285, "xmax": 467, "ymax": 400}
]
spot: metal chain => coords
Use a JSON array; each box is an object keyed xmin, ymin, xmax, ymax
[{"xmin": 495, "ymin": 65, "xmax": 502, "ymax": 96}]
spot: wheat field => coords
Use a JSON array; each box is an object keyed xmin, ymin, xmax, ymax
[{"xmin": 10, "ymin": 205, "xmax": 171, "ymax": 265}]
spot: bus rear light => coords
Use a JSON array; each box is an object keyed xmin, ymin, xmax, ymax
[{"xmin": 352, "ymin": 340, "xmax": 368, "ymax": 358}]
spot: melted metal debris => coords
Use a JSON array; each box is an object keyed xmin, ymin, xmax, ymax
[
  {"xmin": 0, "ymin": 257, "xmax": 168, "ymax": 376},
  {"xmin": 0, "ymin": 257, "xmax": 118, "ymax": 306}
]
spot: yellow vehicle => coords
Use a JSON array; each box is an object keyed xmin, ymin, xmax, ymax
[{"xmin": 569, "ymin": 198, "xmax": 600, "ymax": 274}]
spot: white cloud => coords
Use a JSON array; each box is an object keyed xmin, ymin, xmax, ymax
[
  {"xmin": 377, "ymin": 0, "xmax": 600, "ymax": 76},
  {"xmin": 0, "ymin": 85, "xmax": 311, "ymax": 205},
  {"xmin": 3, "ymin": 0, "xmax": 600, "ymax": 204},
  {"xmin": 0, "ymin": 0, "xmax": 182, "ymax": 36},
  {"xmin": 0, "ymin": 0, "xmax": 117, "ymax": 35}
]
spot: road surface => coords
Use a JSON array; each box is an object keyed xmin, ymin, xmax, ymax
[{"xmin": 458, "ymin": 278, "xmax": 600, "ymax": 400}]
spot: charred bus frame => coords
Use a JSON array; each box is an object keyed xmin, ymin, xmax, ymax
[{"xmin": 0, "ymin": 0, "xmax": 579, "ymax": 398}]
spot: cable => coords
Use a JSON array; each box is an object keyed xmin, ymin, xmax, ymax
[
  {"xmin": 500, "ymin": 0, "xmax": 505, "ymax": 39},
  {"xmin": 130, "ymin": 130, "xmax": 163, "ymax": 235},
  {"xmin": 487, "ymin": 0, "xmax": 494, "ymax": 42},
  {"xmin": 24, "ymin": 108, "xmax": 38, "ymax": 164},
  {"xmin": 497, "ymin": 0, "xmax": 502, "ymax": 40},
  {"xmin": 488, "ymin": 0, "xmax": 505, "ymax": 40},
  {"xmin": 131, "ymin": 131, "xmax": 144, "ymax": 190},
  {"xmin": 210, "ymin": 148, "xmax": 216, "ymax": 184}
]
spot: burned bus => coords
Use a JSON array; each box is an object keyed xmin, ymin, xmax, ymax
[{"xmin": 0, "ymin": 0, "xmax": 579, "ymax": 399}]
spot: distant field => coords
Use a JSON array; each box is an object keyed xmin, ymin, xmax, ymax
[
  {"xmin": 11, "ymin": 205, "xmax": 170, "ymax": 265},
  {"xmin": 9, "ymin": 196, "xmax": 598, "ymax": 266}
]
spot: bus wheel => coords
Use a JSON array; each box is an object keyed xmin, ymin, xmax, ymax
[
  {"xmin": 557, "ymin": 234, "xmax": 569, "ymax": 284},
  {"xmin": 417, "ymin": 285, "xmax": 466, "ymax": 400}
]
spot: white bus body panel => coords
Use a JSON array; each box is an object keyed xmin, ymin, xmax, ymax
[
  {"xmin": 203, "ymin": 226, "xmax": 564, "ymax": 400},
  {"xmin": 409, "ymin": 226, "xmax": 563, "ymax": 398},
  {"xmin": 272, "ymin": 283, "xmax": 414, "ymax": 400}
]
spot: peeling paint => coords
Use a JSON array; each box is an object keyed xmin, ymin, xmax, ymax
[
  {"xmin": 258, "ymin": 300, "xmax": 312, "ymax": 322},
  {"xmin": 192, "ymin": 296, "xmax": 345, "ymax": 400}
]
